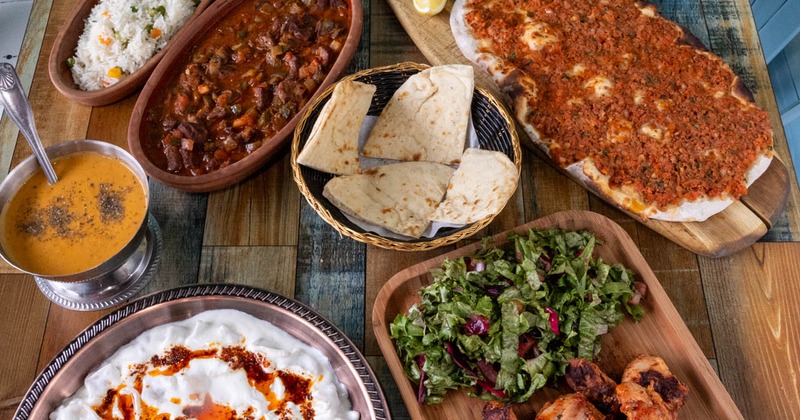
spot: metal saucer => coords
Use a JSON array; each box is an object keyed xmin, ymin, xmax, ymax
[{"xmin": 34, "ymin": 215, "xmax": 162, "ymax": 311}]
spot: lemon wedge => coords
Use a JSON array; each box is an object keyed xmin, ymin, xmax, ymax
[{"xmin": 413, "ymin": 0, "xmax": 446, "ymax": 16}]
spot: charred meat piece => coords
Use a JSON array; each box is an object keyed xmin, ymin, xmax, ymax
[
  {"xmin": 179, "ymin": 64, "xmax": 203, "ymax": 93},
  {"xmin": 482, "ymin": 400, "xmax": 518, "ymax": 420},
  {"xmin": 537, "ymin": 393, "xmax": 605, "ymax": 420},
  {"xmin": 566, "ymin": 358, "xmax": 620, "ymax": 414},
  {"xmin": 176, "ymin": 122, "xmax": 208, "ymax": 144},
  {"xmin": 616, "ymin": 381, "xmax": 677, "ymax": 420},
  {"xmin": 617, "ymin": 355, "xmax": 689, "ymax": 419},
  {"xmin": 163, "ymin": 142, "xmax": 182, "ymax": 172},
  {"xmin": 252, "ymin": 86, "xmax": 271, "ymax": 109},
  {"xmin": 621, "ymin": 355, "xmax": 688, "ymax": 412}
]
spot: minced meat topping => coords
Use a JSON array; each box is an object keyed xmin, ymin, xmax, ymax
[{"xmin": 464, "ymin": 0, "xmax": 773, "ymax": 208}]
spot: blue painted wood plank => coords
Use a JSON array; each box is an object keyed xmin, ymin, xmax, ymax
[
  {"xmin": 759, "ymin": 0, "xmax": 800, "ymax": 62},
  {"xmin": 783, "ymin": 33, "xmax": 800, "ymax": 100},
  {"xmin": 785, "ymin": 118, "xmax": 800, "ymax": 186},
  {"xmin": 767, "ymin": 50, "xmax": 800, "ymax": 112},
  {"xmin": 751, "ymin": 0, "xmax": 786, "ymax": 29},
  {"xmin": 783, "ymin": 101, "xmax": 800, "ymax": 124},
  {"xmin": 142, "ymin": 182, "xmax": 209, "ymax": 294},
  {"xmin": 294, "ymin": 200, "xmax": 367, "ymax": 348}
]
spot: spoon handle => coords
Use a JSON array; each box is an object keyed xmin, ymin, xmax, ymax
[{"xmin": 0, "ymin": 62, "xmax": 58, "ymax": 184}]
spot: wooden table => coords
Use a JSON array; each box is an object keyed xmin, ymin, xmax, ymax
[{"xmin": 1, "ymin": 0, "xmax": 799, "ymax": 418}]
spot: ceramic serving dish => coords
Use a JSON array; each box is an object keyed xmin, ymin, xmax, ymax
[
  {"xmin": 127, "ymin": 0, "xmax": 363, "ymax": 192},
  {"xmin": 15, "ymin": 284, "xmax": 390, "ymax": 419},
  {"xmin": 48, "ymin": 0, "xmax": 213, "ymax": 106}
]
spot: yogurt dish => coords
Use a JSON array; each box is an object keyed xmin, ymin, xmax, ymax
[
  {"xmin": 51, "ymin": 309, "xmax": 358, "ymax": 419},
  {"xmin": 15, "ymin": 285, "xmax": 389, "ymax": 420}
]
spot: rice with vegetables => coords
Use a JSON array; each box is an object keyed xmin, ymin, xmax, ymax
[{"xmin": 70, "ymin": 0, "xmax": 197, "ymax": 91}]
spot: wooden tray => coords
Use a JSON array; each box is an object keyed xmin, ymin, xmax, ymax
[
  {"xmin": 383, "ymin": 0, "xmax": 791, "ymax": 258},
  {"xmin": 372, "ymin": 210, "xmax": 742, "ymax": 419}
]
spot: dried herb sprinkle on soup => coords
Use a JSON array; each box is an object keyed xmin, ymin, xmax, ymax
[{"xmin": 1, "ymin": 153, "xmax": 147, "ymax": 276}]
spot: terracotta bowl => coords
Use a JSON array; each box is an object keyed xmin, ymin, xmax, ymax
[
  {"xmin": 48, "ymin": 0, "xmax": 213, "ymax": 106},
  {"xmin": 127, "ymin": 0, "xmax": 363, "ymax": 192}
]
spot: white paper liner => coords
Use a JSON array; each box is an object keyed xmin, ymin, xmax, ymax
[{"xmin": 333, "ymin": 114, "xmax": 480, "ymax": 241}]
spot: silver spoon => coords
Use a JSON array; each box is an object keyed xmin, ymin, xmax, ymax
[{"xmin": 0, "ymin": 62, "xmax": 58, "ymax": 184}]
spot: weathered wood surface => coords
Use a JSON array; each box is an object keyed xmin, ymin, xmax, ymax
[{"xmin": 0, "ymin": 0, "xmax": 799, "ymax": 419}]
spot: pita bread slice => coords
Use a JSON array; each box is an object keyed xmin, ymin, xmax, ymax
[
  {"xmin": 297, "ymin": 80, "xmax": 376, "ymax": 175},
  {"xmin": 431, "ymin": 148, "xmax": 518, "ymax": 224},
  {"xmin": 323, "ymin": 162, "xmax": 455, "ymax": 238},
  {"xmin": 362, "ymin": 65, "xmax": 474, "ymax": 165}
]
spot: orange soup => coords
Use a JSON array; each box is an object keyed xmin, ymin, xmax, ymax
[{"xmin": 1, "ymin": 152, "xmax": 147, "ymax": 276}]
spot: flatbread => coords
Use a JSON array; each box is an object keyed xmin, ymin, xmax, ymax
[
  {"xmin": 297, "ymin": 80, "xmax": 376, "ymax": 175},
  {"xmin": 431, "ymin": 148, "xmax": 518, "ymax": 224},
  {"xmin": 451, "ymin": 0, "xmax": 774, "ymax": 222},
  {"xmin": 322, "ymin": 162, "xmax": 455, "ymax": 238},
  {"xmin": 361, "ymin": 65, "xmax": 474, "ymax": 165}
]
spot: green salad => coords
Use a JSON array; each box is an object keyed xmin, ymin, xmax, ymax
[{"xmin": 389, "ymin": 227, "xmax": 645, "ymax": 404}]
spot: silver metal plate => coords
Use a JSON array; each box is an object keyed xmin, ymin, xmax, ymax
[{"xmin": 34, "ymin": 215, "xmax": 162, "ymax": 311}]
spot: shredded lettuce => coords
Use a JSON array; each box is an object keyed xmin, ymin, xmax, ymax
[{"xmin": 389, "ymin": 227, "xmax": 645, "ymax": 404}]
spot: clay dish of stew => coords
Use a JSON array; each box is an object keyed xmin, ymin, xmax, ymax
[
  {"xmin": 127, "ymin": 0, "xmax": 363, "ymax": 192},
  {"xmin": 48, "ymin": 0, "xmax": 213, "ymax": 107}
]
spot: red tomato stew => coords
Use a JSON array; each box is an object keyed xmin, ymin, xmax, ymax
[{"xmin": 143, "ymin": 0, "xmax": 351, "ymax": 176}]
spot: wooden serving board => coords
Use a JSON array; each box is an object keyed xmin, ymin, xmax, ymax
[
  {"xmin": 372, "ymin": 210, "xmax": 743, "ymax": 419},
  {"xmin": 384, "ymin": 0, "xmax": 791, "ymax": 257}
]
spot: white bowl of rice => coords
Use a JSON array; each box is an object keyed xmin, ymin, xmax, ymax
[{"xmin": 48, "ymin": 0, "xmax": 212, "ymax": 106}]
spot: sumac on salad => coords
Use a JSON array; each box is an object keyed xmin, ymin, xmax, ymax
[
  {"xmin": 144, "ymin": 0, "xmax": 351, "ymax": 176},
  {"xmin": 390, "ymin": 228, "xmax": 646, "ymax": 404}
]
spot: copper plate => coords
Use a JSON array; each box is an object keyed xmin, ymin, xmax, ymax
[{"xmin": 15, "ymin": 284, "xmax": 390, "ymax": 419}]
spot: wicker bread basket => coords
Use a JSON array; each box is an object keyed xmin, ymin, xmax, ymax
[{"xmin": 291, "ymin": 62, "xmax": 521, "ymax": 251}]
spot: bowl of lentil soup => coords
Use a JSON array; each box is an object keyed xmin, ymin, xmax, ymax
[
  {"xmin": 0, "ymin": 140, "xmax": 160, "ymax": 310},
  {"xmin": 128, "ymin": 0, "xmax": 363, "ymax": 192}
]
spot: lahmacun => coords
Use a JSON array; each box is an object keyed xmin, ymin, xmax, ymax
[{"xmin": 451, "ymin": 0, "xmax": 773, "ymax": 221}]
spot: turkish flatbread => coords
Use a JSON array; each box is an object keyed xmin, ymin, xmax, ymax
[
  {"xmin": 322, "ymin": 162, "xmax": 455, "ymax": 238},
  {"xmin": 431, "ymin": 148, "xmax": 518, "ymax": 224},
  {"xmin": 297, "ymin": 80, "xmax": 376, "ymax": 175},
  {"xmin": 451, "ymin": 0, "xmax": 773, "ymax": 222},
  {"xmin": 361, "ymin": 65, "xmax": 474, "ymax": 165}
]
